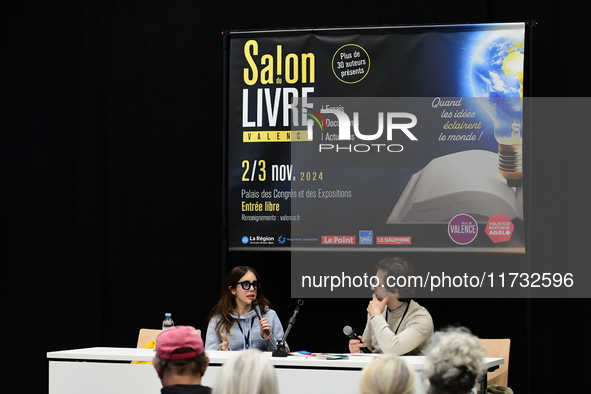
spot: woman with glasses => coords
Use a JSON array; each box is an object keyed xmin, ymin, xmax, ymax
[{"xmin": 205, "ymin": 265, "xmax": 287, "ymax": 352}]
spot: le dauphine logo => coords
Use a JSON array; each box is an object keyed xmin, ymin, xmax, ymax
[{"xmin": 240, "ymin": 39, "xmax": 418, "ymax": 152}]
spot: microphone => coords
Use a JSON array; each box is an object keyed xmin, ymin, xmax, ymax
[
  {"xmin": 342, "ymin": 325, "xmax": 359, "ymax": 339},
  {"xmin": 252, "ymin": 299, "xmax": 270, "ymax": 336},
  {"xmin": 343, "ymin": 325, "xmax": 372, "ymax": 353},
  {"xmin": 273, "ymin": 299, "xmax": 304, "ymax": 357}
]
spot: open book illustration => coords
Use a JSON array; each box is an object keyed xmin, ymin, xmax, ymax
[{"xmin": 387, "ymin": 150, "xmax": 523, "ymax": 224}]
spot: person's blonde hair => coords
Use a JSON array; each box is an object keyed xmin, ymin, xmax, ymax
[
  {"xmin": 214, "ymin": 348, "xmax": 278, "ymax": 394},
  {"xmin": 423, "ymin": 326, "xmax": 487, "ymax": 394},
  {"xmin": 360, "ymin": 355, "xmax": 415, "ymax": 394}
]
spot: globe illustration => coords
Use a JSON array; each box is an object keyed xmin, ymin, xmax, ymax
[
  {"xmin": 471, "ymin": 30, "xmax": 524, "ymax": 138},
  {"xmin": 471, "ymin": 29, "xmax": 525, "ymax": 186},
  {"xmin": 471, "ymin": 30, "xmax": 524, "ymax": 98}
]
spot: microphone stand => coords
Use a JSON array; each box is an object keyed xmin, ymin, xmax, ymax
[{"xmin": 273, "ymin": 299, "xmax": 304, "ymax": 357}]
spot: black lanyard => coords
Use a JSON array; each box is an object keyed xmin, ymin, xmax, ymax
[
  {"xmin": 387, "ymin": 300, "xmax": 411, "ymax": 335},
  {"xmin": 235, "ymin": 318, "xmax": 255, "ymax": 349}
]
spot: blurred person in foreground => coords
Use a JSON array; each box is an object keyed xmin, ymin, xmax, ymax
[
  {"xmin": 349, "ymin": 257, "xmax": 433, "ymax": 355},
  {"xmin": 152, "ymin": 325, "xmax": 211, "ymax": 394},
  {"xmin": 360, "ymin": 354, "xmax": 416, "ymax": 394},
  {"xmin": 214, "ymin": 348, "xmax": 279, "ymax": 394},
  {"xmin": 423, "ymin": 326, "xmax": 487, "ymax": 394}
]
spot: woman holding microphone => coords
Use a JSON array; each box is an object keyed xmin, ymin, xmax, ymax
[{"xmin": 205, "ymin": 266, "xmax": 287, "ymax": 352}]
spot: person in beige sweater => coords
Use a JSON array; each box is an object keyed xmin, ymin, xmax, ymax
[{"xmin": 349, "ymin": 257, "xmax": 434, "ymax": 355}]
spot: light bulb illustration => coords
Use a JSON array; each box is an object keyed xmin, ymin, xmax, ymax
[{"xmin": 471, "ymin": 29, "xmax": 525, "ymax": 187}]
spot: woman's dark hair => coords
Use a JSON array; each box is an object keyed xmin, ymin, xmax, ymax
[{"xmin": 208, "ymin": 266, "xmax": 271, "ymax": 338}]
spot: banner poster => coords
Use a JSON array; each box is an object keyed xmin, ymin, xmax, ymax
[{"xmin": 227, "ymin": 23, "xmax": 526, "ymax": 253}]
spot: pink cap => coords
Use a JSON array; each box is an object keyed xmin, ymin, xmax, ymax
[{"xmin": 156, "ymin": 326, "xmax": 204, "ymax": 360}]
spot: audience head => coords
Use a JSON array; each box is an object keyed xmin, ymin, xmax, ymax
[
  {"xmin": 423, "ymin": 326, "xmax": 486, "ymax": 394},
  {"xmin": 360, "ymin": 354, "xmax": 416, "ymax": 394},
  {"xmin": 152, "ymin": 326, "xmax": 208, "ymax": 385},
  {"xmin": 215, "ymin": 348, "xmax": 279, "ymax": 394}
]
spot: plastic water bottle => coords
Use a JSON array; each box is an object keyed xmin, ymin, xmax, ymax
[{"xmin": 162, "ymin": 313, "xmax": 174, "ymax": 330}]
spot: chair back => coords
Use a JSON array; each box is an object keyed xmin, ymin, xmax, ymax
[
  {"xmin": 137, "ymin": 328, "xmax": 162, "ymax": 348},
  {"xmin": 136, "ymin": 328, "xmax": 202, "ymax": 348},
  {"xmin": 478, "ymin": 338, "xmax": 511, "ymax": 387}
]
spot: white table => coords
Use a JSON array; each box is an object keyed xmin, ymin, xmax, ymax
[{"xmin": 47, "ymin": 347, "xmax": 503, "ymax": 394}]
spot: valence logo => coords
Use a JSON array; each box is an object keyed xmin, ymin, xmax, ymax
[{"xmin": 448, "ymin": 214, "xmax": 478, "ymax": 245}]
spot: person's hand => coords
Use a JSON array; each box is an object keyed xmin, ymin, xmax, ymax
[
  {"xmin": 367, "ymin": 296, "xmax": 388, "ymax": 317},
  {"xmin": 259, "ymin": 317, "xmax": 271, "ymax": 339},
  {"xmin": 220, "ymin": 333, "xmax": 229, "ymax": 351},
  {"xmin": 348, "ymin": 336, "xmax": 367, "ymax": 353}
]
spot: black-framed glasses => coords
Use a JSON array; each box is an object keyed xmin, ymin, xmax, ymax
[{"xmin": 235, "ymin": 281, "xmax": 262, "ymax": 291}]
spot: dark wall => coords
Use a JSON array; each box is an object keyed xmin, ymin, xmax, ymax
[{"xmin": 5, "ymin": 1, "xmax": 590, "ymax": 393}]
